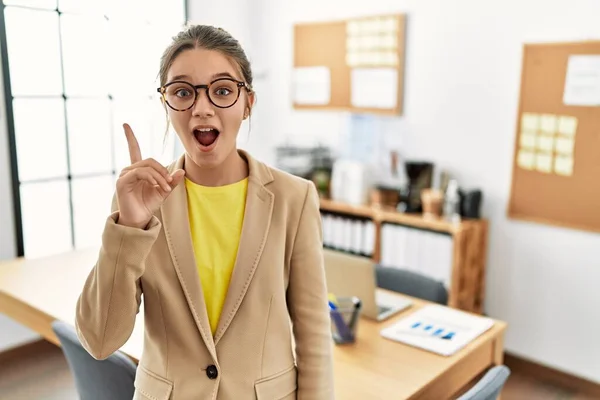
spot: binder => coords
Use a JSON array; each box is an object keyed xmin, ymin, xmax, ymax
[{"xmin": 379, "ymin": 223, "xmax": 453, "ymax": 289}]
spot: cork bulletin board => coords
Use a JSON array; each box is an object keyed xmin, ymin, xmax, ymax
[
  {"xmin": 508, "ymin": 41, "xmax": 600, "ymax": 233},
  {"xmin": 292, "ymin": 14, "xmax": 406, "ymax": 115}
]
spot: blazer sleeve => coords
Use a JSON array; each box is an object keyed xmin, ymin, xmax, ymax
[
  {"xmin": 75, "ymin": 195, "xmax": 161, "ymax": 360},
  {"xmin": 287, "ymin": 182, "xmax": 335, "ymax": 400}
]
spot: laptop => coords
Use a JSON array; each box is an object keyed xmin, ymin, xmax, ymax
[{"xmin": 323, "ymin": 248, "xmax": 412, "ymax": 321}]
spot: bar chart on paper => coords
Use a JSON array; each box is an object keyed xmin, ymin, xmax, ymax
[{"xmin": 380, "ymin": 305, "xmax": 495, "ymax": 356}]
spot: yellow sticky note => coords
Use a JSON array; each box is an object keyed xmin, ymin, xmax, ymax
[
  {"xmin": 517, "ymin": 150, "xmax": 535, "ymax": 170},
  {"xmin": 558, "ymin": 116, "xmax": 578, "ymax": 137},
  {"xmin": 347, "ymin": 37, "xmax": 360, "ymax": 51},
  {"xmin": 555, "ymin": 137, "xmax": 575, "ymax": 155},
  {"xmin": 536, "ymin": 135, "xmax": 554, "ymax": 152},
  {"xmin": 540, "ymin": 114, "xmax": 557, "ymax": 134},
  {"xmin": 521, "ymin": 113, "xmax": 539, "ymax": 131},
  {"xmin": 554, "ymin": 156, "xmax": 574, "ymax": 176},
  {"xmin": 347, "ymin": 21, "xmax": 360, "ymax": 35},
  {"xmin": 535, "ymin": 153, "xmax": 553, "ymax": 173},
  {"xmin": 520, "ymin": 131, "xmax": 536, "ymax": 149},
  {"xmin": 384, "ymin": 51, "xmax": 398, "ymax": 66}
]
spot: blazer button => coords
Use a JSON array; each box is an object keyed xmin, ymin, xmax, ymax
[{"xmin": 206, "ymin": 365, "xmax": 218, "ymax": 379}]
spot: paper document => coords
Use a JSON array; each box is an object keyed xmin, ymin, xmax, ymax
[
  {"xmin": 350, "ymin": 68, "xmax": 398, "ymax": 109},
  {"xmin": 380, "ymin": 305, "xmax": 495, "ymax": 356},
  {"xmin": 563, "ymin": 55, "xmax": 600, "ymax": 106},
  {"xmin": 292, "ymin": 66, "xmax": 330, "ymax": 105}
]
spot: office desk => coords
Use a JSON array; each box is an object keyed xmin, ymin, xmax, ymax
[{"xmin": 0, "ymin": 248, "xmax": 506, "ymax": 400}]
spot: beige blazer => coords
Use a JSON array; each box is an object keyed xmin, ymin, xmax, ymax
[{"xmin": 75, "ymin": 150, "xmax": 334, "ymax": 400}]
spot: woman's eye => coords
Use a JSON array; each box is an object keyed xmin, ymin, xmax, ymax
[
  {"xmin": 175, "ymin": 89, "xmax": 192, "ymax": 97},
  {"xmin": 215, "ymin": 88, "xmax": 232, "ymax": 96}
]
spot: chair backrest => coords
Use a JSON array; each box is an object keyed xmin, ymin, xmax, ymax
[
  {"xmin": 51, "ymin": 320, "xmax": 137, "ymax": 400},
  {"xmin": 375, "ymin": 265, "xmax": 449, "ymax": 304},
  {"xmin": 457, "ymin": 365, "xmax": 511, "ymax": 400}
]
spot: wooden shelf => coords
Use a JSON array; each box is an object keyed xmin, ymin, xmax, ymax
[
  {"xmin": 319, "ymin": 198, "xmax": 473, "ymax": 234},
  {"xmin": 318, "ymin": 198, "xmax": 489, "ymax": 314}
]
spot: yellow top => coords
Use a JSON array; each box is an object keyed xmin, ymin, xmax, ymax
[{"xmin": 185, "ymin": 176, "xmax": 248, "ymax": 335}]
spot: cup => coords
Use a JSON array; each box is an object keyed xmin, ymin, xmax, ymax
[
  {"xmin": 329, "ymin": 296, "xmax": 362, "ymax": 344},
  {"xmin": 421, "ymin": 189, "xmax": 443, "ymax": 218}
]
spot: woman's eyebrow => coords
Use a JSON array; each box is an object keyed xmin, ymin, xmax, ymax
[{"xmin": 167, "ymin": 72, "xmax": 238, "ymax": 83}]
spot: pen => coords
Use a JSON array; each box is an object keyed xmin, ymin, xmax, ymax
[{"xmin": 348, "ymin": 298, "xmax": 361, "ymax": 330}]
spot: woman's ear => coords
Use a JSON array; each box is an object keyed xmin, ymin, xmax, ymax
[{"xmin": 244, "ymin": 91, "xmax": 255, "ymax": 119}]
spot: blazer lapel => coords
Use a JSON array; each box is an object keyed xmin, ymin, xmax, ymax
[
  {"xmin": 161, "ymin": 155, "xmax": 216, "ymax": 358},
  {"xmin": 214, "ymin": 152, "xmax": 274, "ymax": 345}
]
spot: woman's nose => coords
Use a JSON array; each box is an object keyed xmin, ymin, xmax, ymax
[{"xmin": 192, "ymin": 90, "xmax": 215, "ymax": 118}]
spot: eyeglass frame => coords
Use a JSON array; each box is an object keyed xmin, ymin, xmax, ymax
[{"xmin": 156, "ymin": 78, "xmax": 251, "ymax": 111}]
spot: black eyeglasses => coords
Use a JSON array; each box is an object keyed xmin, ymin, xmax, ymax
[{"xmin": 157, "ymin": 78, "xmax": 250, "ymax": 111}]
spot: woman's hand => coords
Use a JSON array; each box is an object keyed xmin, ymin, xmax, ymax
[{"xmin": 116, "ymin": 123, "xmax": 185, "ymax": 229}]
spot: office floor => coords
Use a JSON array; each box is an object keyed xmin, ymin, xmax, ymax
[{"xmin": 0, "ymin": 341, "xmax": 595, "ymax": 400}]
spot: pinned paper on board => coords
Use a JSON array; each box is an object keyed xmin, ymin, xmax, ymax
[
  {"xmin": 535, "ymin": 153, "xmax": 552, "ymax": 173},
  {"xmin": 519, "ymin": 131, "xmax": 536, "ymax": 149},
  {"xmin": 517, "ymin": 150, "xmax": 535, "ymax": 170},
  {"xmin": 558, "ymin": 116, "xmax": 578, "ymax": 137},
  {"xmin": 292, "ymin": 66, "xmax": 331, "ymax": 105},
  {"xmin": 350, "ymin": 67, "xmax": 398, "ymax": 109},
  {"xmin": 539, "ymin": 114, "xmax": 557, "ymax": 134},
  {"xmin": 554, "ymin": 156, "xmax": 574, "ymax": 176},
  {"xmin": 516, "ymin": 112, "xmax": 578, "ymax": 176},
  {"xmin": 563, "ymin": 55, "xmax": 600, "ymax": 106}
]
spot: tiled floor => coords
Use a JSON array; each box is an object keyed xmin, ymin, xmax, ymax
[{"xmin": 0, "ymin": 340, "xmax": 595, "ymax": 399}]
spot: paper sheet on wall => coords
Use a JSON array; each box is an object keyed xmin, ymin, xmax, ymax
[
  {"xmin": 292, "ymin": 66, "xmax": 330, "ymax": 105},
  {"xmin": 563, "ymin": 55, "xmax": 600, "ymax": 106},
  {"xmin": 350, "ymin": 68, "xmax": 397, "ymax": 109}
]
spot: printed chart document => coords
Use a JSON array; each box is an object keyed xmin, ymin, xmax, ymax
[{"xmin": 380, "ymin": 305, "xmax": 495, "ymax": 356}]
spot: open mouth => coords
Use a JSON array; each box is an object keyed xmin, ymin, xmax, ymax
[{"xmin": 193, "ymin": 128, "xmax": 220, "ymax": 150}]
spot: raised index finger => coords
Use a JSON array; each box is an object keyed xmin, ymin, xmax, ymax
[{"xmin": 123, "ymin": 123, "xmax": 142, "ymax": 164}]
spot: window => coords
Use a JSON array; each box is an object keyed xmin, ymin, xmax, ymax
[{"xmin": 1, "ymin": 0, "xmax": 187, "ymax": 258}]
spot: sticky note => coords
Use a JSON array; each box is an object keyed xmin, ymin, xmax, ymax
[
  {"xmin": 554, "ymin": 156, "xmax": 574, "ymax": 176},
  {"xmin": 555, "ymin": 137, "xmax": 575, "ymax": 155},
  {"xmin": 540, "ymin": 114, "xmax": 557, "ymax": 134},
  {"xmin": 558, "ymin": 116, "xmax": 578, "ymax": 137},
  {"xmin": 520, "ymin": 131, "xmax": 536, "ymax": 149},
  {"xmin": 346, "ymin": 53, "xmax": 359, "ymax": 67},
  {"xmin": 384, "ymin": 51, "xmax": 397, "ymax": 66},
  {"xmin": 385, "ymin": 17, "xmax": 398, "ymax": 32},
  {"xmin": 347, "ymin": 21, "xmax": 360, "ymax": 35},
  {"xmin": 348, "ymin": 37, "xmax": 361, "ymax": 51},
  {"xmin": 535, "ymin": 154, "xmax": 553, "ymax": 173},
  {"xmin": 517, "ymin": 150, "xmax": 535, "ymax": 170},
  {"xmin": 536, "ymin": 135, "xmax": 554, "ymax": 152},
  {"xmin": 521, "ymin": 113, "xmax": 539, "ymax": 131}
]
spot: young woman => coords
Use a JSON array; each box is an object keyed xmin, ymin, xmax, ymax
[{"xmin": 75, "ymin": 25, "xmax": 334, "ymax": 399}]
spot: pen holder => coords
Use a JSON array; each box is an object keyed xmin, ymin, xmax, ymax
[{"xmin": 329, "ymin": 296, "xmax": 362, "ymax": 345}]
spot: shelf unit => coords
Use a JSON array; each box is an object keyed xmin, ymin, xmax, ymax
[{"xmin": 319, "ymin": 198, "xmax": 488, "ymax": 314}]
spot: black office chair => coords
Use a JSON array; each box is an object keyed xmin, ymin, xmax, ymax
[
  {"xmin": 375, "ymin": 264, "xmax": 449, "ymax": 304},
  {"xmin": 51, "ymin": 320, "xmax": 137, "ymax": 400}
]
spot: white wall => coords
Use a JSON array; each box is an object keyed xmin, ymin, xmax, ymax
[
  {"xmin": 187, "ymin": 0, "xmax": 277, "ymax": 165},
  {"xmin": 242, "ymin": 0, "xmax": 600, "ymax": 384},
  {"xmin": 0, "ymin": 57, "xmax": 40, "ymax": 351}
]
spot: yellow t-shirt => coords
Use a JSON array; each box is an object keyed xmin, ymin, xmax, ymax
[{"xmin": 185, "ymin": 177, "xmax": 248, "ymax": 335}]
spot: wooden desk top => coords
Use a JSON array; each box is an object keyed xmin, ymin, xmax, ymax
[{"xmin": 0, "ymin": 248, "xmax": 506, "ymax": 399}]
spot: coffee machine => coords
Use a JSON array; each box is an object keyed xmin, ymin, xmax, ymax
[{"xmin": 398, "ymin": 161, "xmax": 434, "ymax": 213}]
